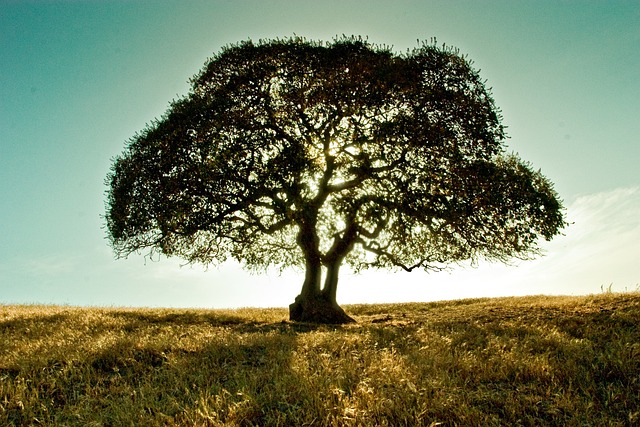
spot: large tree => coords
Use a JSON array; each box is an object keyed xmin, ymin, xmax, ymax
[{"xmin": 106, "ymin": 37, "xmax": 566, "ymax": 323}]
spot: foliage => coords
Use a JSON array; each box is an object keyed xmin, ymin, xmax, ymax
[
  {"xmin": 105, "ymin": 36, "xmax": 565, "ymax": 280},
  {"xmin": 2, "ymin": 293, "xmax": 639, "ymax": 426}
]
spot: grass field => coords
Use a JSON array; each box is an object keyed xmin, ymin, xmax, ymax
[{"xmin": 1, "ymin": 293, "xmax": 639, "ymax": 426}]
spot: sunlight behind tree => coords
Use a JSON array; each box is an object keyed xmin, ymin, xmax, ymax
[{"xmin": 106, "ymin": 37, "xmax": 566, "ymax": 323}]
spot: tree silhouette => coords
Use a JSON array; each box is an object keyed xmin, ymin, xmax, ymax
[{"xmin": 106, "ymin": 37, "xmax": 566, "ymax": 323}]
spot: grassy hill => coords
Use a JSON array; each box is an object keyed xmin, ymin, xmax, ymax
[{"xmin": 1, "ymin": 293, "xmax": 639, "ymax": 426}]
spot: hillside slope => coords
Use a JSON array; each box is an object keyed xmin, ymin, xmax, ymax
[{"xmin": 1, "ymin": 293, "xmax": 639, "ymax": 426}]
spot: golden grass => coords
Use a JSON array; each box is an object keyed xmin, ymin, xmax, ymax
[{"xmin": 1, "ymin": 293, "xmax": 639, "ymax": 426}]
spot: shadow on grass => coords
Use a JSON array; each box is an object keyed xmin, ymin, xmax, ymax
[
  {"xmin": 2, "ymin": 298, "xmax": 639, "ymax": 426},
  {"xmin": 422, "ymin": 304, "xmax": 640, "ymax": 424},
  {"xmin": 0, "ymin": 308, "xmax": 346, "ymax": 425}
]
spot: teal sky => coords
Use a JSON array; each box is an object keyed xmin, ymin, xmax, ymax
[{"xmin": 1, "ymin": 1, "xmax": 638, "ymax": 308}]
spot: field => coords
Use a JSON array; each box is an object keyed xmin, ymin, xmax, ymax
[{"xmin": 1, "ymin": 293, "xmax": 639, "ymax": 426}]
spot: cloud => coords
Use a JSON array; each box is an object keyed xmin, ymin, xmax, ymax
[
  {"xmin": 0, "ymin": 254, "xmax": 82, "ymax": 304},
  {"xmin": 536, "ymin": 187, "xmax": 640, "ymax": 291},
  {"xmin": 338, "ymin": 187, "xmax": 640, "ymax": 303},
  {"xmin": 2, "ymin": 187, "xmax": 637, "ymax": 308},
  {"xmin": 565, "ymin": 187, "xmax": 639, "ymax": 242}
]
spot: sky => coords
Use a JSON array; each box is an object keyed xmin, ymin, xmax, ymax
[{"xmin": 1, "ymin": 0, "xmax": 638, "ymax": 309}]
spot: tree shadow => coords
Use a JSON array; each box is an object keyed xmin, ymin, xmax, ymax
[
  {"xmin": 0, "ymin": 308, "xmax": 348, "ymax": 426},
  {"xmin": 58, "ymin": 324, "xmax": 336, "ymax": 425},
  {"xmin": 3, "ymin": 300, "xmax": 638, "ymax": 426}
]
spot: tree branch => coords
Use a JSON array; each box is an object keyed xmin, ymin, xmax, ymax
[{"xmin": 356, "ymin": 237, "xmax": 446, "ymax": 272}]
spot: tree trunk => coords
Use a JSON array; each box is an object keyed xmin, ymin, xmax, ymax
[
  {"xmin": 321, "ymin": 257, "xmax": 341, "ymax": 303},
  {"xmin": 289, "ymin": 291, "xmax": 355, "ymax": 324},
  {"xmin": 289, "ymin": 259, "xmax": 355, "ymax": 324},
  {"xmin": 290, "ymin": 220, "xmax": 356, "ymax": 324}
]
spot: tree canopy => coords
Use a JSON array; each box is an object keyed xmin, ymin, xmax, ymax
[{"xmin": 106, "ymin": 37, "xmax": 566, "ymax": 323}]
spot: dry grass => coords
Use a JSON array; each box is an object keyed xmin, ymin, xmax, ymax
[{"xmin": 1, "ymin": 293, "xmax": 639, "ymax": 426}]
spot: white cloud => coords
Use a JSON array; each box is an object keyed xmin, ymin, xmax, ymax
[
  {"xmin": 338, "ymin": 187, "xmax": 640, "ymax": 303},
  {"xmin": 1, "ymin": 187, "xmax": 637, "ymax": 308},
  {"xmin": 536, "ymin": 187, "xmax": 640, "ymax": 291}
]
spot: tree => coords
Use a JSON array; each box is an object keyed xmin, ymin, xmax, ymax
[{"xmin": 105, "ymin": 37, "xmax": 566, "ymax": 323}]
